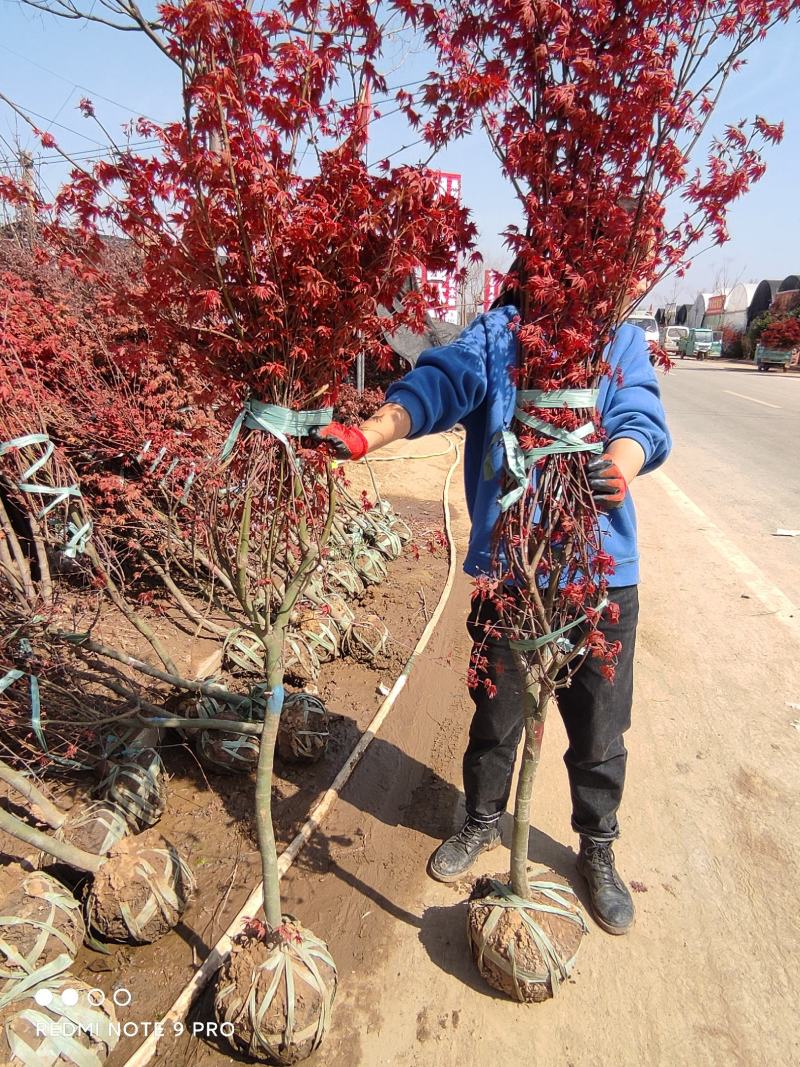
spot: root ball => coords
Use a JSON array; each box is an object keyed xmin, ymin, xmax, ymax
[
  {"xmin": 277, "ymin": 693, "xmax": 329, "ymax": 764},
  {"xmin": 85, "ymin": 841, "xmax": 195, "ymax": 944},
  {"xmin": 283, "ymin": 631, "xmax": 320, "ymax": 685},
  {"xmin": 325, "ymin": 561, "xmax": 364, "ymax": 599},
  {"xmin": 95, "ymin": 748, "xmax": 166, "ymax": 832},
  {"xmin": 57, "ymin": 802, "xmax": 129, "ymax": 857},
  {"xmin": 196, "ymin": 706, "xmax": 260, "ymax": 775},
  {"xmin": 214, "ymin": 919, "xmax": 337, "ymax": 1064},
  {"xmin": 0, "ymin": 870, "xmax": 84, "ymax": 1005},
  {"xmin": 342, "ymin": 614, "xmax": 389, "ymax": 663},
  {"xmin": 467, "ymin": 871, "xmax": 587, "ymax": 1002},
  {"xmin": 351, "ymin": 546, "xmax": 387, "ymax": 586},
  {"xmin": 0, "ymin": 974, "xmax": 118, "ymax": 1064},
  {"xmin": 296, "ymin": 613, "xmax": 340, "ymax": 663}
]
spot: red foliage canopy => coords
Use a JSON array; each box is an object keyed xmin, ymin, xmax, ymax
[{"xmin": 44, "ymin": 0, "xmax": 476, "ymax": 405}]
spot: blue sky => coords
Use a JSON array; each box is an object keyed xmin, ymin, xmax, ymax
[{"xmin": 1, "ymin": 2, "xmax": 798, "ymax": 310}]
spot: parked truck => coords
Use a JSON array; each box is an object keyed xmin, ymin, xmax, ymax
[
  {"xmin": 755, "ymin": 343, "xmax": 793, "ymax": 372},
  {"xmin": 677, "ymin": 328, "xmax": 713, "ymax": 359}
]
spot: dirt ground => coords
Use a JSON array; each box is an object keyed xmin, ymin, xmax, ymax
[{"xmin": 4, "ymin": 427, "xmax": 800, "ymax": 1066}]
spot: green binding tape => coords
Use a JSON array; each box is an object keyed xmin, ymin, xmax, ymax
[
  {"xmin": 509, "ymin": 597, "xmax": 609, "ymax": 653},
  {"xmin": 0, "ymin": 669, "xmax": 91, "ymax": 771},
  {"xmin": 483, "ymin": 389, "xmax": 602, "ymax": 510},
  {"xmin": 517, "ymin": 388, "xmax": 599, "ymax": 409},
  {"xmin": 220, "ymin": 400, "xmax": 333, "ymax": 462},
  {"xmin": 0, "ymin": 670, "xmax": 25, "ymax": 694},
  {"xmin": 0, "ymin": 434, "xmax": 91, "ymax": 554}
]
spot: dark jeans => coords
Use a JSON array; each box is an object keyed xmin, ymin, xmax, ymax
[{"xmin": 463, "ymin": 585, "xmax": 639, "ymax": 842}]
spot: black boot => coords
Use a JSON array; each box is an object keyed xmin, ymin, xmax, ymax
[
  {"xmin": 576, "ymin": 837, "xmax": 635, "ymax": 935},
  {"xmin": 428, "ymin": 818, "xmax": 501, "ymax": 883}
]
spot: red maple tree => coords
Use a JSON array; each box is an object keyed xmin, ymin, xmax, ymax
[{"xmin": 397, "ymin": 0, "xmax": 796, "ymax": 903}]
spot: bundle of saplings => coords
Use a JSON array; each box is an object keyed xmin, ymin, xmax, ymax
[
  {"xmin": 29, "ymin": 0, "xmax": 473, "ymax": 1058},
  {"xmin": 406, "ymin": 0, "xmax": 795, "ymax": 1001}
]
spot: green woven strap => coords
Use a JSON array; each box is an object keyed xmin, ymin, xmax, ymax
[
  {"xmin": 0, "ymin": 434, "xmax": 82, "ymax": 518},
  {"xmin": 5, "ymin": 977, "xmax": 119, "ymax": 1064},
  {"xmin": 509, "ymin": 597, "xmax": 608, "ymax": 653},
  {"xmin": 516, "ymin": 388, "xmax": 599, "ymax": 409},
  {"xmin": 483, "ymin": 389, "xmax": 602, "ymax": 511},
  {"xmin": 0, "ymin": 670, "xmax": 91, "ymax": 770},
  {"xmin": 0, "ymin": 434, "xmax": 92, "ymax": 555},
  {"xmin": 0, "ymin": 669, "xmax": 25, "ymax": 693},
  {"xmin": 474, "ymin": 878, "xmax": 587, "ymax": 999},
  {"xmin": 220, "ymin": 400, "xmax": 333, "ymax": 462},
  {"xmin": 115, "ymin": 849, "xmax": 195, "ymax": 942}
]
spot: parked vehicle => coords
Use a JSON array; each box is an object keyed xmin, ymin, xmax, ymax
[
  {"xmin": 661, "ymin": 325, "xmax": 689, "ymax": 357},
  {"xmin": 625, "ymin": 313, "xmax": 660, "ymax": 348},
  {"xmin": 677, "ymin": 328, "xmax": 713, "ymax": 359},
  {"xmin": 710, "ymin": 331, "xmax": 723, "ymax": 358},
  {"xmin": 755, "ymin": 343, "xmax": 792, "ymax": 372}
]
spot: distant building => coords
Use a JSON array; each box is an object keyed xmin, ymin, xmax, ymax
[
  {"xmin": 689, "ymin": 292, "xmax": 713, "ymax": 329},
  {"xmin": 416, "ymin": 171, "xmax": 462, "ymax": 324},
  {"xmin": 722, "ymin": 284, "xmax": 758, "ymax": 332},
  {"xmin": 747, "ymin": 279, "xmax": 781, "ymax": 327},
  {"xmin": 675, "ymin": 303, "xmax": 692, "ymax": 325},
  {"xmin": 702, "ymin": 292, "xmax": 728, "ymax": 330}
]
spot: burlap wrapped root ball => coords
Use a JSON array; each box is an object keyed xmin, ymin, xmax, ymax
[
  {"xmin": 277, "ymin": 693, "xmax": 330, "ymax": 764},
  {"xmin": 196, "ymin": 705, "xmax": 260, "ymax": 774},
  {"xmin": 389, "ymin": 515, "xmax": 413, "ymax": 545},
  {"xmin": 296, "ymin": 611, "xmax": 340, "ymax": 663},
  {"xmin": 321, "ymin": 592, "xmax": 355, "ymax": 631},
  {"xmin": 325, "ymin": 560, "xmax": 365, "ymax": 599},
  {"xmin": 85, "ymin": 840, "xmax": 196, "ymax": 944},
  {"xmin": 342, "ymin": 614, "xmax": 389, "ymax": 664},
  {"xmin": 368, "ymin": 522, "xmax": 403, "ymax": 561},
  {"xmin": 224, "ymin": 629, "xmax": 267, "ymax": 675},
  {"xmin": 0, "ymin": 869, "xmax": 84, "ymax": 1007},
  {"xmin": 283, "ymin": 631, "xmax": 321, "ymax": 685},
  {"xmin": 467, "ymin": 872, "xmax": 588, "ymax": 1002},
  {"xmin": 55, "ymin": 801, "xmax": 129, "ymax": 858},
  {"xmin": 95, "ymin": 747, "xmax": 167, "ymax": 832},
  {"xmin": 351, "ymin": 546, "xmax": 388, "ymax": 586},
  {"xmin": 0, "ymin": 975, "xmax": 118, "ymax": 1065},
  {"xmin": 214, "ymin": 918, "xmax": 337, "ymax": 1065}
]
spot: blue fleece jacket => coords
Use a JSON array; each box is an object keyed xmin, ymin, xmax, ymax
[{"xmin": 385, "ymin": 305, "xmax": 672, "ymax": 586}]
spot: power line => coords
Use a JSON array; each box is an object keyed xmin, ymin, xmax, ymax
[
  {"xmin": 0, "ymin": 42, "xmax": 167, "ymax": 122},
  {"xmin": 36, "ymin": 139, "xmax": 161, "ymax": 164},
  {"xmin": 3, "ymin": 101, "xmax": 108, "ymax": 147}
]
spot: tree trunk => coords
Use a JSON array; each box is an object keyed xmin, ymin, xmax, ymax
[
  {"xmin": 509, "ymin": 663, "xmax": 553, "ymax": 899},
  {"xmin": 254, "ymin": 636, "xmax": 285, "ymax": 929}
]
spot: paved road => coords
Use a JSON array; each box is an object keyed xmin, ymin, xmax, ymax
[{"xmin": 659, "ymin": 359, "xmax": 800, "ymax": 604}]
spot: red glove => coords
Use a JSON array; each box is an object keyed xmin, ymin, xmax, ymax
[
  {"xmin": 586, "ymin": 453, "xmax": 627, "ymax": 511},
  {"xmin": 307, "ymin": 422, "xmax": 369, "ymax": 461}
]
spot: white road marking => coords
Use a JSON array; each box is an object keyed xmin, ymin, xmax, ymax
[
  {"xmin": 652, "ymin": 469, "xmax": 799, "ymax": 640},
  {"xmin": 724, "ymin": 390, "xmax": 780, "ymax": 409}
]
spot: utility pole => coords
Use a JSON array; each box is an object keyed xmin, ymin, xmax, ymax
[{"xmin": 15, "ymin": 150, "xmax": 37, "ymax": 239}]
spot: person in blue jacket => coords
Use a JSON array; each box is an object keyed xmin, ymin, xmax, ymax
[{"xmin": 311, "ymin": 293, "xmax": 671, "ymax": 935}]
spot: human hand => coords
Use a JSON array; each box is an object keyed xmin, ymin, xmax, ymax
[
  {"xmin": 306, "ymin": 422, "xmax": 369, "ymax": 461},
  {"xmin": 586, "ymin": 453, "xmax": 628, "ymax": 511}
]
